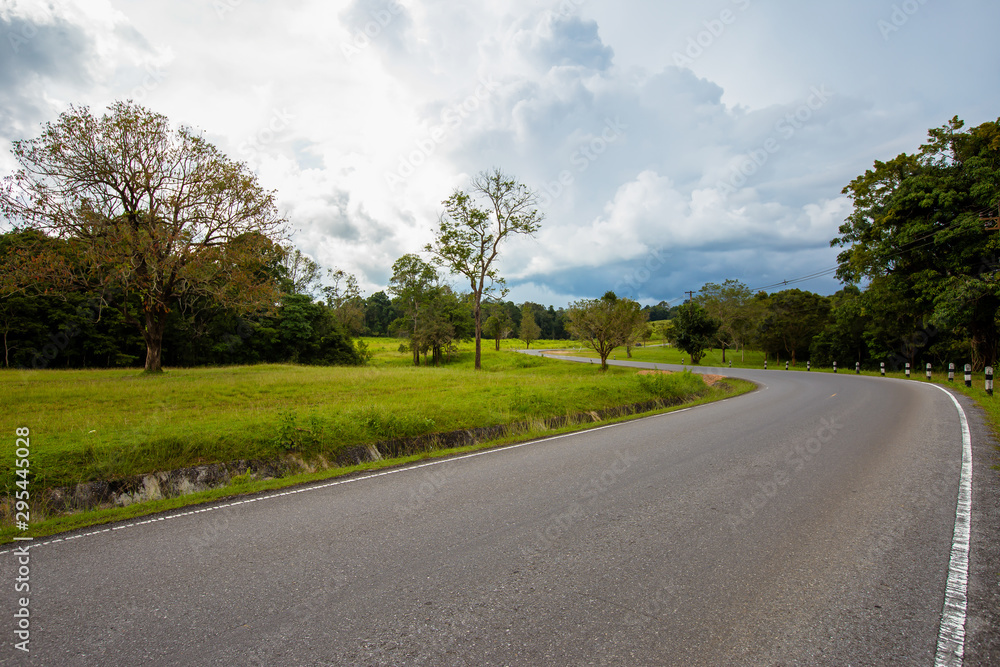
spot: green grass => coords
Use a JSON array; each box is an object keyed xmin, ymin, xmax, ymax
[
  {"xmin": 0, "ymin": 338, "xmax": 756, "ymax": 541},
  {"xmin": 535, "ymin": 342, "xmax": 769, "ymax": 368}
]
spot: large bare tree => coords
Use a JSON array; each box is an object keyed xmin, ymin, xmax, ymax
[{"xmin": 0, "ymin": 101, "xmax": 287, "ymax": 372}]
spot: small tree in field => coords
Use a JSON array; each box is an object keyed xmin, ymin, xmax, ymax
[
  {"xmin": 567, "ymin": 291, "xmax": 647, "ymax": 370},
  {"xmin": 673, "ymin": 302, "xmax": 719, "ymax": 364},
  {"xmin": 387, "ymin": 254, "xmax": 438, "ymax": 366},
  {"xmin": 519, "ymin": 304, "xmax": 541, "ymax": 349},
  {"xmin": 0, "ymin": 101, "xmax": 287, "ymax": 373},
  {"xmin": 425, "ymin": 168, "xmax": 542, "ymax": 370},
  {"xmin": 483, "ymin": 304, "xmax": 514, "ymax": 352}
]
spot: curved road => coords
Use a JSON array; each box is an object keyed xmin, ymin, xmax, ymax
[{"xmin": 2, "ymin": 358, "xmax": 998, "ymax": 665}]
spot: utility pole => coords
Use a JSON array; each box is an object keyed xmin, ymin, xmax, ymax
[{"xmin": 684, "ymin": 291, "xmax": 695, "ymax": 303}]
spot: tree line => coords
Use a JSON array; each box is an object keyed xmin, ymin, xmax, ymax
[
  {"xmin": 0, "ymin": 227, "xmax": 679, "ymax": 370},
  {"xmin": 2, "ymin": 101, "xmax": 995, "ymax": 372}
]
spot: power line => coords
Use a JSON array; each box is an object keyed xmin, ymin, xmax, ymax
[{"xmin": 747, "ymin": 212, "xmax": 979, "ymax": 293}]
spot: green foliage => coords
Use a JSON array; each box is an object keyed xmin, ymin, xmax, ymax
[
  {"xmin": 364, "ymin": 291, "xmax": 398, "ymax": 336},
  {"xmin": 757, "ymin": 289, "xmax": 831, "ymax": 365},
  {"xmin": 274, "ymin": 409, "xmax": 299, "ymax": 451},
  {"xmin": 567, "ymin": 291, "xmax": 647, "ymax": 370},
  {"xmin": 425, "ymin": 168, "xmax": 543, "ymax": 369},
  {"xmin": 636, "ymin": 370, "xmax": 707, "ymax": 401},
  {"xmin": 673, "ymin": 302, "xmax": 719, "ymax": 364},
  {"xmin": 696, "ymin": 279, "xmax": 758, "ymax": 363},
  {"xmin": 354, "ymin": 338, "xmax": 373, "ymax": 364},
  {"xmin": 354, "ymin": 406, "xmax": 435, "ymax": 440},
  {"xmin": 229, "ymin": 470, "xmax": 254, "ymax": 487},
  {"xmin": 519, "ymin": 305, "xmax": 541, "ymax": 349},
  {"xmin": 0, "ymin": 101, "xmax": 287, "ymax": 373},
  {"xmin": 834, "ymin": 115, "xmax": 1000, "ymax": 369},
  {"xmin": 809, "ymin": 286, "xmax": 869, "ymax": 367}
]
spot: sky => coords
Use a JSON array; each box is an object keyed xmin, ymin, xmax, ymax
[{"xmin": 2, "ymin": 0, "xmax": 999, "ymax": 307}]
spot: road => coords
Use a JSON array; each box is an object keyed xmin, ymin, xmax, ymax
[{"xmin": 1, "ymin": 357, "xmax": 998, "ymax": 665}]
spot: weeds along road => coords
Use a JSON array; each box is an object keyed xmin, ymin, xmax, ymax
[{"xmin": 2, "ymin": 357, "xmax": 998, "ymax": 666}]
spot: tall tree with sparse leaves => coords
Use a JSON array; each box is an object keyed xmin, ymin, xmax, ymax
[{"xmin": 425, "ymin": 168, "xmax": 542, "ymax": 370}]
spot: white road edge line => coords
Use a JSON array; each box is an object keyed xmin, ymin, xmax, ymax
[
  {"xmin": 929, "ymin": 384, "xmax": 973, "ymax": 667},
  {"xmin": 0, "ymin": 394, "xmax": 735, "ymax": 556}
]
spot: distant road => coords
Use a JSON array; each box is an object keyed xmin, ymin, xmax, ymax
[{"xmin": 2, "ymin": 357, "xmax": 998, "ymax": 665}]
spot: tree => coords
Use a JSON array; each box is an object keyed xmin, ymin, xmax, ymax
[
  {"xmin": 809, "ymin": 285, "xmax": 871, "ymax": 368},
  {"xmin": 673, "ymin": 302, "xmax": 719, "ymax": 364},
  {"xmin": 425, "ymin": 168, "xmax": 542, "ymax": 369},
  {"xmin": 519, "ymin": 304, "xmax": 541, "ymax": 349},
  {"xmin": 757, "ymin": 289, "xmax": 831, "ymax": 365},
  {"xmin": 644, "ymin": 300, "xmax": 676, "ymax": 321},
  {"xmin": 697, "ymin": 279, "xmax": 755, "ymax": 363},
  {"xmin": 650, "ymin": 319, "xmax": 674, "ymax": 347},
  {"xmin": 414, "ymin": 286, "xmax": 473, "ymax": 365},
  {"xmin": 387, "ymin": 254, "xmax": 438, "ymax": 366},
  {"xmin": 272, "ymin": 293, "xmax": 362, "ymax": 365},
  {"xmin": 363, "ymin": 290, "xmax": 396, "ymax": 336},
  {"xmin": 833, "ymin": 116, "xmax": 1000, "ymax": 369},
  {"xmin": 280, "ymin": 247, "xmax": 323, "ymax": 297},
  {"xmin": 482, "ymin": 302, "xmax": 514, "ymax": 351},
  {"xmin": 566, "ymin": 291, "xmax": 647, "ymax": 370},
  {"xmin": 625, "ymin": 321, "xmax": 652, "ymax": 357},
  {"xmin": 324, "ymin": 268, "xmax": 365, "ymax": 336},
  {"xmin": 0, "ymin": 101, "xmax": 287, "ymax": 372}
]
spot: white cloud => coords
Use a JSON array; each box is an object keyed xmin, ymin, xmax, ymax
[{"xmin": 3, "ymin": 0, "xmax": 999, "ymax": 305}]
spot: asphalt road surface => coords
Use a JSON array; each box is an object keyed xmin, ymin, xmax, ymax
[{"xmin": 2, "ymin": 357, "xmax": 998, "ymax": 666}]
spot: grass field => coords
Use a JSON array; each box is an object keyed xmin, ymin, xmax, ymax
[
  {"xmin": 532, "ymin": 343, "xmax": 769, "ymax": 368},
  {"xmin": 0, "ymin": 338, "xmax": 755, "ymax": 540}
]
